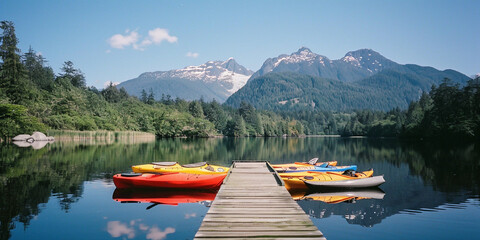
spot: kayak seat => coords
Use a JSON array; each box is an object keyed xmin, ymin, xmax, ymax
[
  {"xmin": 183, "ymin": 162, "xmax": 207, "ymax": 168},
  {"xmin": 121, "ymin": 172, "xmax": 142, "ymax": 177},
  {"xmin": 342, "ymin": 169, "xmax": 356, "ymax": 177},
  {"xmin": 308, "ymin": 158, "xmax": 319, "ymax": 165},
  {"xmin": 152, "ymin": 162, "xmax": 178, "ymax": 166},
  {"xmin": 204, "ymin": 165, "xmax": 215, "ymax": 171},
  {"xmin": 318, "ymin": 163, "xmax": 329, "ymax": 168},
  {"xmin": 289, "ymin": 166, "xmax": 297, "ymax": 170}
]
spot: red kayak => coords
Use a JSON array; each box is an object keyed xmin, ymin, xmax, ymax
[
  {"xmin": 113, "ymin": 172, "xmax": 226, "ymax": 189},
  {"xmin": 112, "ymin": 188, "xmax": 218, "ymax": 205}
]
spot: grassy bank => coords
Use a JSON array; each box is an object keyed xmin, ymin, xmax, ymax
[{"xmin": 47, "ymin": 130, "xmax": 156, "ymax": 144}]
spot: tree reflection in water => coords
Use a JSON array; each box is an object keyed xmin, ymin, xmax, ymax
[{"xmin": 0, "ymin": 137, "xmax": 479, "ymax": 238}]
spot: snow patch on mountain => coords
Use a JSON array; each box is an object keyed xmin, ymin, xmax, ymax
[
  {"xmin": 138, "ymin": 58, "xmax": 253, "ymax": 94},
  {"xmin": 272, "ymin": 47, "xmax": 324, "ymax": 68}
]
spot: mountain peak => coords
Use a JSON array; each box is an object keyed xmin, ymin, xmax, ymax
[
  {"xmin": 222, "ymin": 57, "xmax": 236, "ymax": 66},
  {"xmin": 296, "ymin": 47, "xmax": 313, "ymax": 54},
  {"xmin": 344, "ymin": 49, "xmax": 381, "ymax": 58},
  {"xmin": 341, "ymin": 49, "xmax": 397, "ymax": 73}
]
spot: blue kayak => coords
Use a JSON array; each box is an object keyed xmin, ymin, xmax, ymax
[{"xmin": 276, "ymin": 163, "xmax": 357, "ymax": 173}]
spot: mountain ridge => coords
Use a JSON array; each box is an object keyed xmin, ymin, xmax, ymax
[
  {"xmin": 249, "ymin": 48, "xmax": 403, "ymax": 82},
  {"xmin": 118, "ymin": 58, "xmax": 253, "ymax": 102},
  {"xmin": 225, "ymin": 47, "xmax": 470, "ymax": 111}
]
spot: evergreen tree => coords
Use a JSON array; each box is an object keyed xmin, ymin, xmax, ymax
[
  {"xmin": 59, "ymin": 61, "xmax": 85, "ymax": 88},
  {"xmin": 141, "ymin": 89, "xmax": 148, "ymax": 103},
  {"xmin": 101, "ymin": 83, "xmax": 121, "ymax": 103},
  {"xmin": 147, "ymin": 88, "xmax": 155, "ymax": 105},
  {"xmin": 189, "ymin": 101, "xmax": 204, "ymax": 118},
  {"xmin": 22, "ymin": 46, "xmax": 55, "ymax": 91},
  {"xmin": 0, "ymin": 21, "xmax": 29, "ymax": 103}
]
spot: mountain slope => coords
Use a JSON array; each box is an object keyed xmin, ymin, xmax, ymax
[
  {"xmin": 118, "ymin": 58, "xmax": 253, "ymax": 102},
  {"xmin": 225, "ymin": 72, "xmax": 400, "ymax": 111},
  {"xmin": 226, "ymin": 68, "xmax": 470, "ymax": 111}
]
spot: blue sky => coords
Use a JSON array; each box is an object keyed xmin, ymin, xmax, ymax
[{"xmin": 1, "ymin": 0, "xmax": 479, "ymax": 88}]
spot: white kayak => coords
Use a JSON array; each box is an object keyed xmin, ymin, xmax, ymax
[{"xmin": 305, "ymin": 175, "xmax": 385, "ymax": 188}]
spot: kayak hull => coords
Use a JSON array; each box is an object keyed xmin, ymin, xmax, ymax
[
  {"xmin": 113, "ymin": 172, "xmax": 226, "ymax": 189},
  {"xmin": 305, "ymin": 175, "xmax": 385, "ymax": 188}
]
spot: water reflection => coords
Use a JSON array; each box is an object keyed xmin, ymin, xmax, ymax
[
  {"xmin": 0, "ymin": 137, "xmax": 479, "ymax": 239},
  {"xmin": 112, "ymin": 188, "xmax": 217, "ymax": 207},
  {"xmin": 106, "ymin": 220, "xmax": 175, "ymax": 240},
  {"xmin": 290, "ymin": 188, "xmax": 385, "ymax": 203}
]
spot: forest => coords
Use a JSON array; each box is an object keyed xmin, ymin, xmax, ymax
[{"xmin": 1, "ymin": 21, "xmax": 479, "ymax": 141}]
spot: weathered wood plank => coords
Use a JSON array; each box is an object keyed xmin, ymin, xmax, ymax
[
  {"xmin": 195, "ymin": 231, "xmax": 324, "ymax": 237},
  {"xmin": 199, "ymin": 221, "xmax": 316, "ymax": 227},
  {"xmin": 197, "ymin": 226, "xmax": 319, "ymax": 231},
  {"xmin": 195, "ymin": 238, "xmax": 326, "ymax": 240}
]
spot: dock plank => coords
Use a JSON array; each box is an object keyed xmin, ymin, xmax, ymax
[{"xmin": 194, "ymin": 161, "xmax": 324, "ymax": 239}]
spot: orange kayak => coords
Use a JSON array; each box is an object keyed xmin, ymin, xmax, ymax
[{"xmin": 113, "ymin": 172, "xmax": 226, "ymax": 189}]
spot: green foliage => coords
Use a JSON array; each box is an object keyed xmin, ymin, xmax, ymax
[{"xmin": 0, "ymin": 104, "xmax": 46, "ymax": 140}]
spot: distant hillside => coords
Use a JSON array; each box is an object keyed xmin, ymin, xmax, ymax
[
  {"xmin": 225, "ymin": 69, "xmax": 470, "ymax": 111},
  {"xmin": 225, "ymin": 48, "xmax": 470, "ymax": 111},
  {"xmin": 118, "ymin": 58, "xmax": 253, "ymax": 103}
]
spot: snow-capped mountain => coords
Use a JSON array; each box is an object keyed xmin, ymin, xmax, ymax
[
  {"xmin": 118, "ymin": 58, "xmax": 253, "ymax": 102},
  {"xmin": 250, "ymin": 47, "xmax": 400, "ymax": 82}
]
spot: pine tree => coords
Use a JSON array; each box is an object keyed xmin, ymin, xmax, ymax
[
  {"xmin": 59, "ymin": 61, "xmax": 86, "ymax": 88},
  {"xmin": 0, "ymin": 21, "xmax": 29, "ymax": 103}
]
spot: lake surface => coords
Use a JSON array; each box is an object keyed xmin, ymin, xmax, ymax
[{"xmin": 1, "ymin": 137, "xmax": 479, "ymax": 239}]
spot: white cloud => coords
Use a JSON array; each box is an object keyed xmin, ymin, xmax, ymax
[
  {"xmin": 108, "ymin": 30, "xmax": 140, "ymax": 49},
  {"xmin": 186, "ymin": 52, "xmax": 199, "ymax": 58},
  {"xmin": 147, "ymin": 28, "xmax": 178, "ymax": 44},
  {"xmin": 108, "ymin": 28, "xmax": 177, "ymax": 51},
  {"xmin": 104, "ymin": 81, "xmax": 120, "ymax": 88}
]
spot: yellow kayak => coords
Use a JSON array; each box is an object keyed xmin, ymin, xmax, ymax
[
  {"xmin": 131, "ymin": 161, "xmax": 229, "ymax": 175},
  {"xmin": 281, "ymin": 169, "xmax": 374, "ymax": 191}
]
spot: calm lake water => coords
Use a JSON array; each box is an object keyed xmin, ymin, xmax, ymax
[{"xmin": 1, "ymin": 137, "xmax": 479, "ymax": 240}]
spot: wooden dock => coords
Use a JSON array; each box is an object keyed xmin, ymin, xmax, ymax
[{"xmin": 195, "ymin": 161, "xmax": 325, "ymax": 239}]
